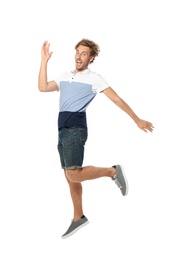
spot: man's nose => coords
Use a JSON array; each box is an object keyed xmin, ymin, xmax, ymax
[{"xmin": 76, "ymin": 53, "xmax": 81, "ymax": 59}]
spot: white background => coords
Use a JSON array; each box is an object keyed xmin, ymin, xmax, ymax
[{"xmin": 0, "ymin": 0, "xmax": 173, "ymax": 259}]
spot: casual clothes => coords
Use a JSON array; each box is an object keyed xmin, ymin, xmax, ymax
[
  {"xmin": 54, "ymin": 69, "xmax": 109, "ymax": 130},
  {"xmin": 58, "ymin": 127, "xmax": 88, "ymax": 169},
  {"xmin": 55, "ymin": 68, "xmax": 109, "ymax": 169}
]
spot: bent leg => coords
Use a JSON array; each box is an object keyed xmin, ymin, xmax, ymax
[{"xmin": 66, "ymin": 166, "xmax": 116, "ymax": 183}]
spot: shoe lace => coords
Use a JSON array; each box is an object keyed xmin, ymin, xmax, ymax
[{"xmin": 114, "ymin": 177, "xmax": 122, "ymax": 189}]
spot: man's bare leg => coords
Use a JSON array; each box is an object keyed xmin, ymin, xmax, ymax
[
  {"xmin": 64, "ymin": 171, "xmax": 84, "ymax": 221},
  {"xmin": 62, "ymin": 165, "xmax": 127, "ymax": 238},
  {"xmin": 64, "ymin": 166, "xmax": 115, "ymax": 220},
  {"xmin": 66, "ymin": 166, "xmax": 115, "ymax": 183}
]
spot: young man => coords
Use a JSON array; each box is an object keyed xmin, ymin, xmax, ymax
[{"xmin": 38, "ymin": 39, "xmax": 154, "ymax": 239}]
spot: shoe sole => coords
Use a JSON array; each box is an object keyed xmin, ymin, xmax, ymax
[
  {"xmin": 62, "ymin": 221, "xmax": 89, "ymax": 239},
  {"xmin": 117, "ymin": 164, "xmax": 129, "ymax": 196}
]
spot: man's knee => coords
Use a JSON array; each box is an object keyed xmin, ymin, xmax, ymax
[{"xmin": 66, "ymin": 168, "xmax": 82, "ymax": 182}]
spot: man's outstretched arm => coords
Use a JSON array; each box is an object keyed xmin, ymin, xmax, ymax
[{"xmin": 103, "ymin": 87, "xmax": 154, "ymax": 133}]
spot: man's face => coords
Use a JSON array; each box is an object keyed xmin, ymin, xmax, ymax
[{"xmin": 75, "ymin": 45, "xmax": 94, "ymax": 72}]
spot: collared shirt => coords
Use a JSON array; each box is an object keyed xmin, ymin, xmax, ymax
[{"xmin": 54, "ymin": 69, "xmax": 109, "ymax": 129}]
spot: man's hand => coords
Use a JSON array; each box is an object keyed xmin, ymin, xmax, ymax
[
  {"xmin": 41, "ymin": 41, "xmax": 53, "ymax": 62},
  {"xmin": 38, "ymin": 41, "xmax": 58, "ymax": 92},
  {"xmin": 136, "ymin": 119, "xmax": 154, "ymax": 133}
]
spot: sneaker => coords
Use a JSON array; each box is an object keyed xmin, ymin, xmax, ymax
[
  {"xmin": 62, "ymin": 215, "xmax": 89, "ymax": 239},
  {"xmin": 112, "ymin": 165, "xmax": 128, "ymax": 196}
]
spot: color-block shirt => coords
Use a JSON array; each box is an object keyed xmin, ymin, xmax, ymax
[{"xmin": 54, "ymin": 69, "xmax": 109, "ymax": 130}]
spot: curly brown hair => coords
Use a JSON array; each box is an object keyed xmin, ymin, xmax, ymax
[{"xmin": 75, "ymin": 38, "xmax": 100, "ymax": 63}]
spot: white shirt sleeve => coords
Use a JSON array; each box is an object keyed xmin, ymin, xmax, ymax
[{"xmin": 92, "ymin": 73, "xmax": 110, "ymax": 93}]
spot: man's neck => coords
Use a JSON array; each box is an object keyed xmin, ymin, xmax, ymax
[{"xmin": 75, "ymin": 67, "xmax": 88, "ymax": 74}]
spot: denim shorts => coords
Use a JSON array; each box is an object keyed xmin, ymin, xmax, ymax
[{"xmin": 57, "ymin": 127, "xmax": 88, "ymax": 169}]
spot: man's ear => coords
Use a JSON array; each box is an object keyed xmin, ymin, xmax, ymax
[{"xmin": 90, "ymin": 56, "xmax": 94, "ymax": 63}]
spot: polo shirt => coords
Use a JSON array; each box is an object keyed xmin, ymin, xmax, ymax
[{"xmin": 54, "ymin": 69, "xmax": 109, "ymax": 130}]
